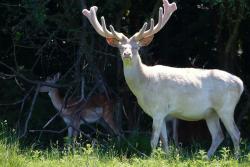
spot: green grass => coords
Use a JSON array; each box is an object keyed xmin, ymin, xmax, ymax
[
  {"xmin": 0, "ymin": 123, "xmax": 250, "ymax": 166},
  {"xmin": 1, "ymin": 142, "xmax": 250, "ymax": 167},
  {"xmin": 1, "ymin": 139, "xmax": 250, "ymax": 166}
]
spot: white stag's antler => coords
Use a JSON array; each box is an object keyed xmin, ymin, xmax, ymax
[
  {"xmin": 83, "ymin": 0, "xmax": 177, "ymax": 41},
  {"xmin": 132, "ymin": 0, "xmax": 177, "ymax": 41},
  {"xmin": 82, "ymin": 6, "xmax": 127, "ymax": 41}
]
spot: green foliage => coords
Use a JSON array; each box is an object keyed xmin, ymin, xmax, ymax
[
  {"xmin": 23, "ymin": 0, "xmax": 46, "ymax": 26},
  {"xmin": 201, "ymin": 0, "xmax": 223, "ymax": 6},
  {"xmin": 15, "ymin": 32, "xmax": 23, "ymax": 41}
]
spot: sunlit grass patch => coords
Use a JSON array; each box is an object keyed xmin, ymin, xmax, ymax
[
  {"xmin": 0, "ymin": 141, "xmax": 249, "ymax": 167},
  {"xmin": 0, "ymin": 122, "xmax": 250, "ymax": 167}
]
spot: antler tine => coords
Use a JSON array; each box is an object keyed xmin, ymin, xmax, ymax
[
  {"xmin": 149, "ymin": 19, "xmax": 155, "ymax": 32},
  {"xmin": 109, "ymin": 25, "xmax": 124, "ymax": 41},
  {"xmin": 162, "ymin": 0, "xmax": 177, "ymax": 25},
  {"xmin": 144, "ymin": 7, "xmax": 163, "ymax": 37},
  {"xmin": 134, "ymin": 22, "xmax": 148, "ymax": 41},
  {"xmin": 100, "ymin": 16, "xmax": 113, "ymax": 37},
  {"xmin": 82, "ymin": 6, "xmax": 105, "ymax": 38}
]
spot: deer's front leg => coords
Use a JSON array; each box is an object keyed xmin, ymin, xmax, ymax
[
  {"xmin": 65, "ymin": 119, "xmax": 75, "ymax": 144},
  {"xmin": 68, "ymin": 126, "xmax": 73, "ymax": 138},
  {"xmin": 151, "ymin": 117, "xmax": 164, "ymax": 150},
  {"xmin": 72, "ymin": 117, "xmax": 80, "ymax": 137},
  {"xmin": 67, "ymin": 119, "xmax": 80, "ymax": 145}
]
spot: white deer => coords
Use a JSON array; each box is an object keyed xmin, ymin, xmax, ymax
[
  {"xmin": 82, "ymin": 0, "xmax": 244, "ymax": 158},
  {"xmin": 40, "ymin": 73, "xmax": 120, "ymax": 139}
]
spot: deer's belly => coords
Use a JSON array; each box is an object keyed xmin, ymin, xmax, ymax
[
  {"xmin": 63, "ymin": 117, "xmax": 71, "ymax": 125},
  {"xmin": 169, "ymin": 98, "xmax": 214, "ymax": 121},
  {"xmin": 169, "ymin": 92, "xmax": 214, "ymax": 120},
  {"xmin": 170, "ymin": 108, "xmax": 213, "ymax": 121},
  {"xmin": 137, "ymin": 91, "xmax": 213, "ymax": 120},
  {"xmin": 81, "ymin": 107, "xmax": 103, "ymax": 123}
]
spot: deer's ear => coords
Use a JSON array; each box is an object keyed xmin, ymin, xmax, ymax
[
  {"xmin": 54, "ymin": 73, "xmax": 60, "ymax": 80},
  {"xmin": 39, "ymin": 86, "xmax": 49, "ymax": 92},
  {"xmin": 106, "ymin": 38, "xmax": 120, "ymax": 47},
  {"xmin": 138, "ymin": 35, "xmax": 154, "ymax": 47}
]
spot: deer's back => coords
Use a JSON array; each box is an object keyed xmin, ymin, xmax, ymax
[{"xmin": 147, "ymin": 66, "xmax": 243, "ymax": 96}]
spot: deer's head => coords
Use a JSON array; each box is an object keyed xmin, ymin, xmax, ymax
[
  {"xmin": 40, "ymin": 73, "xmax": 60, "ymax": 96},
  {"xmin": 82, "ymin": 0, "xmax": 177, "ymax": 66}
]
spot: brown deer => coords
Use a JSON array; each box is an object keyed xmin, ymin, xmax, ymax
[
  {"xmin": 39, "ymin": 73, "xmax": 119, "ymax": 139},
  {"xmin": 82, "ymin": 0, "xmax": 244, "ymax": 158}
]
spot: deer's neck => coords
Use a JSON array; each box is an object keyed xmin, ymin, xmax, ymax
[
  {"xmin": 48, "ymin": 89, "xmax": 64, "ymax": 111},
  {"xmin": 123, "ymin": 52, "xmax": 147, "ymax": 95}
]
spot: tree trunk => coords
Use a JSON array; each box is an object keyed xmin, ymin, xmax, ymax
[{"xmin": 216, "ymin": 0, "xmax": 244, "ymax": 73}]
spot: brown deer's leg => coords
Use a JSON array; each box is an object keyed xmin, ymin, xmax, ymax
[{"xmin": 102, "ymin": 105, "xmax": 120, "ymax": 135}]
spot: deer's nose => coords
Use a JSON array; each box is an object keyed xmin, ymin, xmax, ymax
[{"xmin": 123, "ymin": 52, "xmax": 131, "ymax": 58}]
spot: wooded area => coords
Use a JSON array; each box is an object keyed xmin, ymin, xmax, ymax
[{"xmin": 0, "ymin": 0, "xmax": 250, "ymax": 147}]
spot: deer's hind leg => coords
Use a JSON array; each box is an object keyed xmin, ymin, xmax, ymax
[
  {"xmin": 102, "ymin": 106, "xmax": 120, "ymax": 136},
  {"xmin": 218, "ymin": 111, "xmax": 240, "ymax": 157},
  {"xmin": 66, "ymin": 117, "xmax": 80, "ymax": 145},
  {"xmin": 216, "ymin": 94, "xmax": 241, "ymax": 158},
  {"xmin": 160, "ymin": 121, "xmax": 169, "ymax": 152},
  {"xmin": 205, "ymin": 112, "xmax": 224, "ymax": 158}
]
